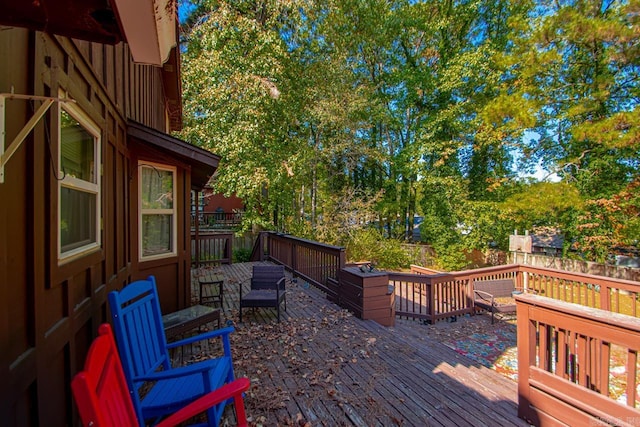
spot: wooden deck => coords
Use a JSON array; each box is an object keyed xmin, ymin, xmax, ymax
[{"xmin": 187, "ymin": 262, "xmax": 528, "ymax": 426}]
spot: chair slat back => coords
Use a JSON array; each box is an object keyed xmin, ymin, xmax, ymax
[
  {"xmin": 108, "ymin": 276, "xmax": 170, "ymax": 392},
  {"xmin": 71, "ymin": 324, "xmax": 138, "ymax": 427},
  {"xmin": 251, "ymin": 265, "xmax": 286, "ymax": 290},
  {"xmin": 473, "ymin": 279, "xmax": 515, "ymax": 298}
]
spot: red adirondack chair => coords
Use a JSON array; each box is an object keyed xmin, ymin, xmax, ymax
[{"xmin": 71, "ymin": 324, "xmax": 250, "ymax": 427}]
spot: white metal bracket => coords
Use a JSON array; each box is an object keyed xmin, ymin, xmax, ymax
[{"xmin": 0, "ymin": 93, "xmax": 75, "ymax": 183}]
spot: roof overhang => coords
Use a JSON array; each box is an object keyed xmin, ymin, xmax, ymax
[
  {"xmin": 128, "ymin": 121, "xmax": 219, "ymax": 190},
  {"xmin": 0, "ymin": 0, "xmax": 176, "ymax": 66},
  {"xmin": 162, "ymin": 47, "xmax": 183, "ymax": 131},
  {"xmin": 0, "ymin": 0, "xmax": 122, "ymax": 44},
  {"xmin": 109, "ymin": 0, "xmax": 176, "ymax": 65}
]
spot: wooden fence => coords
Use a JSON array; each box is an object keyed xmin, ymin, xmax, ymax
[
  {"xmin": 391, "ymin": 263, "xmax": 640, "ymax": 424},
  {"xmin": 247, "ymin": 234, "xmax": 640, "ymax": 322}
]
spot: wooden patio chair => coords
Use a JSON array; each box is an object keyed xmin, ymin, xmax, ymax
[
  {"xmin": 71, "ymin": 323, "xmax": 250, "ymax": 427},
  {"xmin": 108, "ymin": 276, "xmax": 236, "ymax": 426},
  {"xmin": 239, "ymin": 265, "xmax": 287, "ymax": 323},
  {"xmin": 473, "ymin": 278, "xmax": 520, "ymax": 324}
]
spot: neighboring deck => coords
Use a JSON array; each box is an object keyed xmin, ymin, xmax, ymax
[{"xmin": 189, "ymin": 262, "xmax": 528, "ymax": 426}]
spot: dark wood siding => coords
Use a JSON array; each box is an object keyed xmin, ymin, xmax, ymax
[
  {"xmin": 129, "ymin": 143, "xmax": 192, "ymax": 314},
  {"xmin": 0, "ymin": 26, "xmax": 179, "ymax": 427}
]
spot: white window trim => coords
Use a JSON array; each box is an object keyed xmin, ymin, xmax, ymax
[
  {"xmin": 57, "ymin": 90, "xmax": 102, "ymax": 264},
  {"xmin": 138, "ymin": 161, "xmax": 178, "ymax": 261}
]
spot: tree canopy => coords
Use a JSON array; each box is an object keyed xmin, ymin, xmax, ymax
[{"xmin": 178, "ymin": 0, "xmax": 639, "ymax": 269}]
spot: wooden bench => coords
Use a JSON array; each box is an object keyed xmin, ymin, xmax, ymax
[{"xmin": 473, "ymin": 278, "xmax": 520, "ymax": 324}]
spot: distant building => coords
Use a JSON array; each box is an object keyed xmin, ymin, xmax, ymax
[
  {"xmin": 510, "ymin": 230, "xmax": 564, "ymax": 256},
  {"xmin": 202, "ymin": 186, "xmax": 245, "ymax": 214},
  {"xmin": 531, "ymin": 233, "xmax": 564, "ymax": 256},
  {"xmin": 191, "ymin": 185, "xmax": 245, "ymax": 229}
]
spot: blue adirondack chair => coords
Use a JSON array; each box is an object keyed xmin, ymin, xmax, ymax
[{"xmin": 108, "ymin": 276, "xmax": 236, "ymax": 426}]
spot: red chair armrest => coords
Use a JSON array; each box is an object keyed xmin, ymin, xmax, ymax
[{"xmin": 156, "ymin": 377, "xmax": 251, "ymax": 427}]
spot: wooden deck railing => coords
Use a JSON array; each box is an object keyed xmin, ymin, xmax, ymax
[
  {"xmin": 191, "ymin": 211, "xmax": 244, "ymax": 229},
  {"xmin": 516, "ymin": 294, "xmax": 640, "ymax": 426},
  {"xmin": 392, "ymin": 264, "xmax": 640, "ymax": 322},
  {"xmin": 248, "ymin": 233, "xmax": 640, "ymax": 322},
  {"xmin": 520, "ymin": 264, "xmax": 639, "ymax": 317},
  {"xmin": 251, "ymin": 232, "xmax": 346, "ymax": 295},
  {"xmin": 390, "ymin": 265, "xmax": 520, "ymax": 323},
  {"xmin": 191, "ymin": 231, "xmax": 233, "ymax": 267},
  {"xmin": 395, "ymin": 264, "xmax": 640, "ymax": 424},
  {"xmin": 247, "ymin": 233, "xmax": 640, "ymax": 424}
]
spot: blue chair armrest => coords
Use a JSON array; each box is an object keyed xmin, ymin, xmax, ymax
[
  {"xmin": 166, "ymin": 326, "xmax": 234, "ymax": 348},
  {"xmin": 135, "ymin": 356, "xmax": 232, "ymax": 382}
]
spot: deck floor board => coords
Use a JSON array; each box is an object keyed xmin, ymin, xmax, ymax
[{"xmin": 180, "ymin": 262, "xmax": 528, "ymax": 426}]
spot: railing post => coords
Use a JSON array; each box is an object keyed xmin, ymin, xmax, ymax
[
  {"xmin": 428, "ymin": 278, "xmax": 435, "ymax": 324},
  {"xmin": 338, "ymin": 249, "xmax": 346, "ymax": 271},
  {"xmin": 515, "ymin": 266, "xmax": 526, "ymax": 291},
  {"xmin": 194, "ymin": 190, "xmax": 200, "ymax": 268},
  {"xmin": 600, "ymin": 283, "xmax": 610, "ymax": 311},
  {"xmin": 291, "ymin": 238, "xmax": 297, "ymax": 278},
  {"xmin": 466, "ymin": 277, "xmax": 473, "ymax": 315},
  {"xmin": 225, "ymin": 234, "xmax": 233, "ymax": 264},
  {"xmin": 516, "ymin": 297, "xmax": 533, "ymax": 422}
]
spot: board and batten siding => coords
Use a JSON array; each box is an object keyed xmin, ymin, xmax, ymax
[{"xmin": 0, "ymin": 26, "xmax": 176, "ymax": 427}]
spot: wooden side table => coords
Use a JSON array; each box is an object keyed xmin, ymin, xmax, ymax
[
  {"xmin": 199, "ymin": 275, "xmax": 224, "ymax": 309},
  {"xmin": 162, "ymin": 304, "xmax": 221, "ymax": 341}
]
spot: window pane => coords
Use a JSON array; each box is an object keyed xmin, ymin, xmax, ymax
[
  {"xmin": 61, "ymin": 110, "xmax": 96, "ymax": 182},
  {"xmin": 141, "ymin": 167, "xmax": 173, "ymax": 210},
  {"xmin": 142, "ymin": 214, "xmax": 173, "ymax": 256},
  {"xmin": 61, "ymin": 187, "xmax": 96, "ymax": 252}
]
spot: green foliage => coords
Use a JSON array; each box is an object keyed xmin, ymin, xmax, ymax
[
  {"xmin": 179, "ymin": 0, "xmax": 302, "ymax": 232},
  {"xmin": 570, "ymin": 178, "xmax": 640, "ymax": 262},
  {"xmin": 178, "ymin": 0, "xmax": 639, "ymax": 267},
  {"xmin": 499, "ymin": 181, "xmax": 584, "ymax": 247},
  {"xmin": 345, "ymin": 228, "xmax": 411, "ymax": 271},
  {"xmin": 488, "ymin": 0, "xmax": 640, "ymax": 195},
  {"xmin": 233, "ymin": 247, "xmax": 252, "ymax": 263},
  {"xmin": 312, "ymin": 187, "xmax": 383, "ymax": 246}
]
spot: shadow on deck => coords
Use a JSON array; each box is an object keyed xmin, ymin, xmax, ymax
[{"xmin": 187, "ymin": 262, "xmax": 527, "ymax": 426}]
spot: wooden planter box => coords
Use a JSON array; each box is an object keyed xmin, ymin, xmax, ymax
[{"xmin": 338, "ymin": 267, "xmax": 395, "ymax": 326}]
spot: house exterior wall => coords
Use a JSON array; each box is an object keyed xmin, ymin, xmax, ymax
[
  {"xmin": 202, "ymin": 188, "xmax": 245, "ymax": 213},
  {"xmin": 128, "ymin": 141, "xmax": 193, "ymax": 313},
  {"xmin": 0, "ymin": 27, "xmax": 185, "ymax": 426}
]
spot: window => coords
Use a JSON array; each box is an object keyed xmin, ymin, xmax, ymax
[
  {"xmin": 139, "ymin": 163, "xmax": 177, "ymax": 260},
  {"xmin": 58, "ymin": 102, "xmax": 101, "ymax": 262}
]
